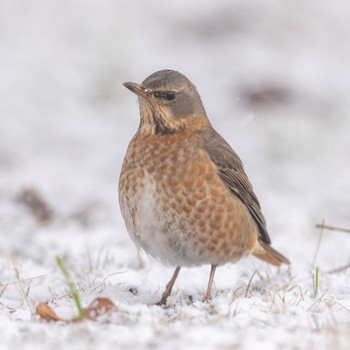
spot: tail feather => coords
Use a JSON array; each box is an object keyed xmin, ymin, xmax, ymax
[{"xmin": 253, "ymin": 240, "xmax": 290, "ymax": 266}]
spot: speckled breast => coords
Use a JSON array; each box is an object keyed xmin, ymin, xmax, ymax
[{"xmin": 118, "ymin": 131, "xmax": 258, "ymax": 267}]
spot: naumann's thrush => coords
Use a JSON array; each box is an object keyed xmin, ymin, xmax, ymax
[{"xmin": 119, "ymin": 69, "xmax": 289, "ymax": 305}]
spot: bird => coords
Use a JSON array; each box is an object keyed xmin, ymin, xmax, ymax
[{"xmin": 118, "ymin": 69, "xmax": 290, "ymax": 306}]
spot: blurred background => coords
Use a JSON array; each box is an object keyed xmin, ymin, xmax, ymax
[{"xmin": 1, "ymin": 0, "xmax": 349, "ymax": 267}]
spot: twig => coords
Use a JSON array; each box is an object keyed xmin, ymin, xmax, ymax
[
  {"xmin": 326, "ymin": 263, "xmax": 350, "ymax": 274},
  {"xmin": 296, "ymin": 286, "xmax": 304, "ymax": 306},
  {"xmin": 312, "ymin": 219, "xmax": 325, "ymax": 268},
  {"xmin": 245, "ymin": 270, "xmax": 257, "ymax": 298},
  {"xmin": 330, "ymin": 299, "xmax": 350, "ymax": 314},
  {"xmin": 0, "ymin": 274, "xmax": 46, "ymax": 288},
  {"xmin": 315, "ymin": 223, "xmax": 350, "ymax": 234},
  {"xmin": 11, "ymin": 259, "xmax": 34, "ymax": 312},
  {"xmin": 313, "ymin": 267, "xmax": 319, "ymax": 296},
  {"xmin": 306, "ymin": 289, "xmax": 328, "ymax": 312},
  {"xmin": 0, "ymin": 284, "xmax": 7, "ymax": 298},
  {"xmin": 89, "ymin": 271, "xmax": 127, "ymax": 294}
]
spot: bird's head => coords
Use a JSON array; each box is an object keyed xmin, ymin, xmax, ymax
[{"xmin": 123, "ymin": 70, "xmax": 210, "ymax": 135}]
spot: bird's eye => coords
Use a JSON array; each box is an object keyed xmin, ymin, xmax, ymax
[
  {"xmin": 165, "ymin": 91, "xmax": 176, "ymax": 100},
  {"xmin": 153, "ymin": 91, "xmax": 176, "ymax": 100}
]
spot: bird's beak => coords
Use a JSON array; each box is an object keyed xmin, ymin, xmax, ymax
[{"xmin": 123, "ymin": 82, "xmax": 148, "ymax": 98}]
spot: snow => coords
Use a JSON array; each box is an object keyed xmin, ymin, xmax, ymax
[{"xmin": 1, "ymin": 0, "xmax": 350, "ymax": 349}]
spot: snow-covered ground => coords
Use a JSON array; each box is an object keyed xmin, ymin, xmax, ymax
[{"xmin": 1, "ymin": 1, "xmax": 350, "ymax": 349}]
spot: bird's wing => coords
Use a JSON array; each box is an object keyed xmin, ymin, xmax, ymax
[{"xmin": 202, "ymin": 128, "xmax": 271, "ymax": 244}]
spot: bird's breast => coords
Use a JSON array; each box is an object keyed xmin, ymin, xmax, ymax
[{"xmin": 119, "ymin": 131, "xmax": 258, "ymax": 266}]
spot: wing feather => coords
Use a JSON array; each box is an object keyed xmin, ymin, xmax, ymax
[{"xmin": 202, "ymin": 129, "xmax": 271, "ymax": 244}]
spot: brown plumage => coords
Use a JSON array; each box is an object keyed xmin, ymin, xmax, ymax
[{"xmin": 118, "ymin": 69, "xmax": 289, "ymax": 305}]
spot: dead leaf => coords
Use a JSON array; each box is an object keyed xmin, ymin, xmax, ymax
[
  {"xmin": 36, "ymin": 303, "xmax": 62, "ymax": 322},
  {"xmin": 36, "ymin": 297, "xmax": 118, "ymax": 322},
  {"xmin": 16, "ymin": 187, "xmax": 54, "ymax": 224},
  {"xmin": 84, "ymin": 297, "xmax": 118, "ymax": 320}
]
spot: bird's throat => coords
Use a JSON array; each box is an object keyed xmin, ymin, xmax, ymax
[{"xmin": 139, "ymin": 107, "xmax": 184, "ymax": 136}]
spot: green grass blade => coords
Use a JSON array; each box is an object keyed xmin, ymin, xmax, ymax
[
  {"xmin": 56, "ymin": 256, "xmax": 84, "ymax": 320},
  {"xmin": 315, "ymin": 267, "xmax": 319, "ymax": 295}
]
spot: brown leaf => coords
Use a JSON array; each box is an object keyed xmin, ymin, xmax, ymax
[
  {"xmin": 16, "ymin": 187, "xmax": 54, "ymax": 224},
  {"xmin": 241, "ymin": 84, "xmax": 291, "ymax": 107},
  {"xmin": 84, "ymin": 297, "xmax": 118, "ymax": 320},
  {"xmin": 36, "ymin": 298, "xmax": 118, "ymax": 323},
  {"xmin": 36, "ymin": 303, "xmax": 62, "ymax": 322}
]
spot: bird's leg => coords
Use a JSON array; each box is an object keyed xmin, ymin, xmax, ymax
[
  {"xmin": 203, "ymin": 265, "xmax": 217, "ymax": 301},
  {"xmin": 156, "ymin": 266, "xmax": 181, "ymax": 306}
]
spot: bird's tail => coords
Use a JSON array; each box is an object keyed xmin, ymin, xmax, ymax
[{"xmin": 253, "ymin": 240, "xmax": 290, "ymax": 266}]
